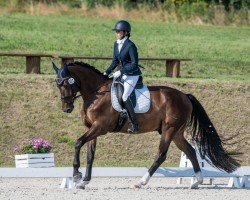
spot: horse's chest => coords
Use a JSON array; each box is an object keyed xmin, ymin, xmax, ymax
[{"xmin": 84, "ymin": 101, "xmax": 102, "ymax": 122}]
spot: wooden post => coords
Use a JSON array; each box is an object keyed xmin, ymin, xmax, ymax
[
  {"xmin": 166, "ymin": 60, "xmax": 180, "ymax": 77},
  {"xmin": 61, "ymin": 58, "xmax": 74, "ymax": 67},
  {"xmin": 26, "ymin": 56, "xmax": 41, "ymax": 74}
]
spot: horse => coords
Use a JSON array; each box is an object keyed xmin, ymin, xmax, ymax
[{"xmin": 52, "ymin": 61, "xmax": 240, "ymax": 189}]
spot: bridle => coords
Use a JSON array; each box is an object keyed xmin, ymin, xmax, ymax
[
  {"xmin": 56, "ymin": 76, "xmax": 82, "ymax": 103},
  {"xmin": 56, "ymin": 76, "xmax": 110, "ymax": 103},
  {"xmin": 60, "ymin": 93, "xmax": 82, "ymax": 102}
]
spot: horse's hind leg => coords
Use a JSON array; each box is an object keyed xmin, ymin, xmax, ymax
[
  {"xmin": 173, "ymin": 133, "xmax": 203, "ymax": 189},
  {"xmin": 134, "ymin": 124, "xmax": 175, "ymax": 188}
]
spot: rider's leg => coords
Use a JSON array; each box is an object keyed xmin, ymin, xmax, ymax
[
  {"xmin": 124, "ymin": 97, "xmax": 138, "ymax": 133},
  {"xmin": 122, "ymin": 75, "xmax": 139, "ymax": 133},
  {"xmin": 116, "ymin": 82, "xmax": 125, "ymax": 109}
]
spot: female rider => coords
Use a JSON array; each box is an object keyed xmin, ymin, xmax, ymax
[{"xmin": 103, "ymin": 20, "xmax": 142, "ymax": 133}]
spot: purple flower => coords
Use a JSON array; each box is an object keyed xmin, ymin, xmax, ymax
[{"xmin": 14, "ymin": 137, "xmax": 52, "ymax": 154}]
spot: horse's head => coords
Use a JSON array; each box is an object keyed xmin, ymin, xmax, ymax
[{"xmin": 52, "ymin": 62, "xmax": 80, "ymax": 113}]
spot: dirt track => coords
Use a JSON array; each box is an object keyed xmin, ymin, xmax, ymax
[{"xmin": 0, "ymin": 177, "xmax": 249, "ymax": 200}]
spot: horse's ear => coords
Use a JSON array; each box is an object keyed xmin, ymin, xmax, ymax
[{"xmin": 52, "ymin": 62, "xmax": 59, "ymax": 74}]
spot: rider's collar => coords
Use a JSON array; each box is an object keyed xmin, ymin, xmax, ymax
[{"xmin": 117, "ymin": 36, "xmax": 128, "ymax": 44}]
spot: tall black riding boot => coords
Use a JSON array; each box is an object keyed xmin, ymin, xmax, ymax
[
  {"xmin": 124, "ymin": 98, "xmax": 139, "ymax": 133},
  {"xmin": 116, "ymin": 82, "xmax": 125, "ymax": 109}
]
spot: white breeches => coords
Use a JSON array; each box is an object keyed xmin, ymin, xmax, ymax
[{"xmin": 121, "ymin": 75, "xmax": 139, "ymax": 102}]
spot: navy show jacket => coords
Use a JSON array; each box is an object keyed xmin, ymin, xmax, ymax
[{"xmin": 105, "ymin": 39, "xmax": 142, "ymax": 76}]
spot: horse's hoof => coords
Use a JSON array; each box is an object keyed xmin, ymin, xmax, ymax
[
  {"xmin": 190, "ymin": 181, "xmax": 199, "ymax": 189},
  {"xmin": 75, "ymin": 184, "xmax": 86, "ymax": 190},
  {"xmin": 73, "ymin": 172, "xmax": 82, "ymax": 182},
  {"xmin": 132, "ymin": 183, "xmax": 142, "ymax": 189},
  {"xmin": 74, "ymin": 180, "xmax": 89, "ymax": 190}
]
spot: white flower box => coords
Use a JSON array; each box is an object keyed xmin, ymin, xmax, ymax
[{"xmin": 15, "ymin": 153, "xmax": 55, "ymax": 168}]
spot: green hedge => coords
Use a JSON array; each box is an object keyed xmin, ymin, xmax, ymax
[{"xmin": 0, "ymin": 0, "xmax": 249, "ymax": 10}]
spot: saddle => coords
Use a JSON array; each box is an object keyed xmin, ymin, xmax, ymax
[
  {"xmin": 111, "ymin": 77, "xmax": 150, "ymax": 132},
  {"xmin": 111, "ymin": 77, "xmax": 151, "ymax": 114}
]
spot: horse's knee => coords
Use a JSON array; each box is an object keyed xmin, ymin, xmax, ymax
[{"xmin": 74, "ymin": 139, "xmax": 85, "ymax": 149}]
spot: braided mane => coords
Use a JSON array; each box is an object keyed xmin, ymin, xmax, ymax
[{"xmin": 67, "ymin": 61, "xmax": 109, "ymax": 79}]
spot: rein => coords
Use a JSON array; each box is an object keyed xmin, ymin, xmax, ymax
[
  {"xmin": 73, "ymin": 83, "xmax": 110, "ymax": 101},
  {"xmin": 56, "ymin": 77, "xmax": 110, "ymax": 102}
]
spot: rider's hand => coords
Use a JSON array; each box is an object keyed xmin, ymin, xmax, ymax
[
  {"xmin": 113, "ymin": 70, "xmax": 121, "ymax": 79},
  {"xmin": 103, "ymin": 72, "xmax": 108, "ymax": 76}
]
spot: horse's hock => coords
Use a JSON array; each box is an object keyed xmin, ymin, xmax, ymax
[{"xmin": 0, "ymin": 52, "xmax": 192, "ymax": 77}]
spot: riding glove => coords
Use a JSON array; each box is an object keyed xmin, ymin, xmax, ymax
[
  {"xmin": 103, "ymin": 72, "xmax": 108, "ymax": 76},
  {"xmin": 113, "ymin": 70, "xmax": 121, "ymax": 79}
]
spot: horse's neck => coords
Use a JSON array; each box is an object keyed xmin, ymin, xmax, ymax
[{"xmin": 71, "ymin": 67, "xmax": 106, "ymax": 100}]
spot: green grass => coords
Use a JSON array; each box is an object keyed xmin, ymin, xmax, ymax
[
  {"xmin": 0, "ymin": 13, "xmax": 249, "ymax": 80},
  {"xmin": 0, "ymin": 75, "xmax": 249, "ymax": 167}
]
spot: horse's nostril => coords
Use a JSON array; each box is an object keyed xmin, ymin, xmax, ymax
[
  {"xmin": 63, "ymin": 108, "xmax": 71, "ymax": 113},
  {"xmin": 62, "ymin": 104, "xmax": 74, "ymax": 113},
  {"xmin": 66, "ymin": 108, "xmax": 71, "ymax": 113}
]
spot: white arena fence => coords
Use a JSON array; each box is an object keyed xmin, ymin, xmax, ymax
[{"xmin": 0, "ymin": 167, "xmax": 249, "ymax": 189}]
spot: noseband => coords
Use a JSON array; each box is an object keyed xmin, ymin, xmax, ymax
[{"xmin": 61, "ymin": 93, "xmax": 82, "ymax": 101}]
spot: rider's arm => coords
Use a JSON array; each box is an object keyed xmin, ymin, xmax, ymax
[{"xmin": 105, "ymin": 43, "xmax": 119, "ymax": 75}]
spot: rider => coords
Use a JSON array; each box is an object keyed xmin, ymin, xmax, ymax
[{"xmin": 103, "ymin": 20, "xmax": 142, "ymax": 133}]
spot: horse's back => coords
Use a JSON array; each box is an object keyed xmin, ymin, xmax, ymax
[
  {"xmin": 148, "ymin": 85, "xmax": 185, "ymax": 96},
  {"xmin": 148, "ymin": 85, "xmax": 192, "ymax": 117}
]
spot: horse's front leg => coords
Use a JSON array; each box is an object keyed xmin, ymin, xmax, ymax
[
  {"xmin": 73, "ymin": 139, "xmax": 97, "ymax": 189},
  {"xmin": 72, "ymin": 122, "xmax": 104, "ymax": 189},
  {"xmin": 80, "ymin": 139, "xmax": 97, "ymax": 189},
  {"xmin": 72, "ymin": 138, "xmax": 83, "ymax": 184}
]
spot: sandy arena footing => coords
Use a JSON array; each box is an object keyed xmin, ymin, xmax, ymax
[{"xmin": 0, "ymin": 177, "xmax": 249, "ymax": 200}]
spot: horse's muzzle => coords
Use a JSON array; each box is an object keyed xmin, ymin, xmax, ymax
[{"xmin": 63, "ymin": 105, "xmax": 74, "ymax": 113}]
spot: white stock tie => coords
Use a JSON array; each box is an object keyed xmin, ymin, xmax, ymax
[{"xmin": 117, "ymin": 40, "xmax": 123, "ymax": 53}]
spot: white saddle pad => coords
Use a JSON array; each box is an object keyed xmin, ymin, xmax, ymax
[{"xmin": 111, "ymin": 82, "xmax": 151, "ymax": 113}]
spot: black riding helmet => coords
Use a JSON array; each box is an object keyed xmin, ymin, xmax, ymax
[{"xmin": 112, "ymin": 20, "xmax": 131, "ymax": 32}]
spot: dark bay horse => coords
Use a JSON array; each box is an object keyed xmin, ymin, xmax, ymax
[{"xmin": 52, "ymin": 61, "xmax": 240, "ymax": 189}]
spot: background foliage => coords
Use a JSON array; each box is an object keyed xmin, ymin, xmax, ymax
[
  {"xmin": 0, "ymin": 0, "xmax": 249, "ymax": 10},
  {"xmin": 0, "ymin": 0, "xmax": 249, "ymax": 25}
]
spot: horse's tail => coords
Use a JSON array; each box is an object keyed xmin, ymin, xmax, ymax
[{"xmin": 186, "ymin": 94, "xmax": 240, "ymax": 173}]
